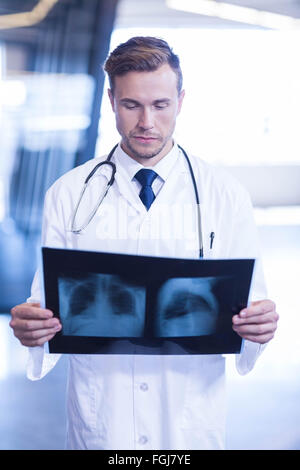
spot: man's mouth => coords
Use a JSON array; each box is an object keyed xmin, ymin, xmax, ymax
[{"xmin": 132, "ymin": 136, "xmax": 159, "ymax": 144}]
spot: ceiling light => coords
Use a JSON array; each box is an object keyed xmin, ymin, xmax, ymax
[
  {"xmin": 0, "ymin": 0, "xmax": 59, "ymax": 30},
  {"xmin": 167, "ymin": 0, "xmax": 300, "ymax": 30}
]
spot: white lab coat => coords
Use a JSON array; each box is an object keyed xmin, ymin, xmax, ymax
[{"xmin": 27, "ymin": 143, "xmax": 267, "ymax": 450}]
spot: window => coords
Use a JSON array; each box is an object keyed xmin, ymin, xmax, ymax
[{"xmin": 97, "ymin": 28, "xmax": 300, "ymax": 167}]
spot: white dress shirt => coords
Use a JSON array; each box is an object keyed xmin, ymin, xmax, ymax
[{"xmin": 115, "ymin": 142, "xmax": 179, "ymax": 197}]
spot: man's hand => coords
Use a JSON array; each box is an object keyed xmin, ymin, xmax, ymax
[
  {"xmin": 10, "ymin": 302, "xmax": 62, "ymax": 347},
  {"xmin": 232, "ymin": 299, "xmax": 279, "ymax": 344}
]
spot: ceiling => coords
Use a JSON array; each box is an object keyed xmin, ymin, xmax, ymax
[{"xmin": 115, "ymin": 0, "xmax": 300, "ymax": 28}]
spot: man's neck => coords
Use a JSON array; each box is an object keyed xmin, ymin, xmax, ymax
[{"xmin": 120, "ymin": 139, "xmax": 174, "ymax": 167}]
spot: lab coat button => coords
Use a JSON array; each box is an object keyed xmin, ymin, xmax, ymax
[
  {"xmin": 139, "ymin": 435, "xmax": 148, "ymax": 445},
  {"xmin": 140, "ymin": 382, "xmax": 148, "ymax": 391}
]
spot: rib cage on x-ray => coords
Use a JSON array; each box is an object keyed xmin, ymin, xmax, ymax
[
  {"xmin": 58, "ymin": 273, "xmax": 146, "ymax": 337},
  {"xmin": 68, "ymin": 276, "xmax": 137, "ymax": 317}
]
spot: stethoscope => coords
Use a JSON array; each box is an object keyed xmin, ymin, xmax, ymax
[{"xmin": 70, "ymin": 144, "xmax": 204, "ymax": 258}]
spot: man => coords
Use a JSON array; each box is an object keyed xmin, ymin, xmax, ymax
[{"xmin": 10, "ymin": 36, "xmax": 278, "ymax": 450}]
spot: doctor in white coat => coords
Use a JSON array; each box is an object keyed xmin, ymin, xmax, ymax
[{"xmin": 10, "ymin": 36, "xmax": 279, "ymax": 450}]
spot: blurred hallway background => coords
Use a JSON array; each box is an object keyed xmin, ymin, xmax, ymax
[{"xmin": 0, "ymin": 0, "xmax": 299, "ymax": 450}]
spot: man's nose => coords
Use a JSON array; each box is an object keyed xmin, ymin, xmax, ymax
[{"xmin": 138, "ymin": 107, "xmax": 154, "ymax": 129}]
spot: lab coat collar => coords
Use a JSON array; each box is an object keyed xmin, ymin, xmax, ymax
[{"xmin": 111, "ymin": 142, "xmax": 184, "ymax": 214}]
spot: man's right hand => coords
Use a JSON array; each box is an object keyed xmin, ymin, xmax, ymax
[{"xmin": 9, "ymin": 302, "xmax": 62, "ymax": 347}]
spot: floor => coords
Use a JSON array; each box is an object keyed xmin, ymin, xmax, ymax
[{"xmin": 0, "ymin": 212, "xmax": 300, "ymax": 450}]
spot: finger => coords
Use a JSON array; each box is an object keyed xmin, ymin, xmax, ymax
[
  {"xmin": 19, "ymin": 330, "xmax": 60, "ymax": 347},
  {"xmin": 236, "ymin": 332, "xmax": 275, "ymax": 344},
  {"xmin": 10, "ymin": 304, "xmax": 54, "ymax": 321},
  {"xmin": 239, "ymin": 299, "xmax": 276, "ymax": 318},
  {"xmin": 15, "ymin": 325, "xmax": 61, "ymax": 341},
  {"xmin": 11, "ymin": 316, "xmax": 61, "ymax": 332},
  {"xmin": 232, "ymin": 311, "xmax": 279, "ymax": 326},
  {"xmin": 233, "ymin": 321, "xmax": 277, "ymax": 339}
]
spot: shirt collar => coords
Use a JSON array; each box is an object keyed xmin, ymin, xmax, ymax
[{"xmin": 113, "ymin": 141, "xmax": 180, "ymax": 182}]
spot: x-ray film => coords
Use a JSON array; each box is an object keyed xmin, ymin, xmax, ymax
[{"xmin": 42, "ymin": 248, "xmax": 255, "ymax": 355}]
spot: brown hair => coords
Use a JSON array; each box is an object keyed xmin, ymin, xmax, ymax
[{"xmin": 104, "ymin": 36, "xmax": 183, "ymax": 95}]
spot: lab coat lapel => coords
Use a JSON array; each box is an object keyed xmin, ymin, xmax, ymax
[
  {"xmin": 150, "ymin": 152, "xmax": 190, "ymax": 210},
  {"xmin": 114, "ymin": 166, "xmax": 146, "ymax": 214},
  {"xmin": 148, "ymin": 151, "xmax": 209, "ymax": 259},
  {"xmin": 112, "ymin": 145, "xmax": 194, "ymax": 215}
]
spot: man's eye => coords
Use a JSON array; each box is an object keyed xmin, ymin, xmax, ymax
[
  {"xmin": 124, "ymin": 103, "xmax": 138, "ymax": 109},
  {"xmin": 155, "ymin": 103, "xmax": 168, "ymax": 109}
]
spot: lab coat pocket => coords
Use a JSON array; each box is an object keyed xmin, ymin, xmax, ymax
[
  {"xmin": 67, "ymin": 355, "xmax": 98, "ymax": 433},
  {"xmin": 181, "ymin": 355, "xmax": 226, "ymax": 449}
]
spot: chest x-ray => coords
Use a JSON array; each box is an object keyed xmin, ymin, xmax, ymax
[
  {"xmin": 42, "ymin": 248, "xmax": 254, "ymax": 355},
  {"xmin": 58, "ymin": 273, "xmax": 220, "ymax": 339},
  {"xmin": 154, "ymin": 277, "xmax": 219, "ymax": 338},
  {"xmin": 59, "ymin": 273, "xmax": 146, "ymax": 337}
]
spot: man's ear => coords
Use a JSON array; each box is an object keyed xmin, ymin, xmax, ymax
[
  {"xmin": 177, "ymin": 89, "xmax": 185, "ymax": 115},
  {"xmin": 108, "ymin": 89, "xmax": 115, "ymax": 111}
]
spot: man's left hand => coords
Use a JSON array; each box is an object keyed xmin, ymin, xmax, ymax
[{"xmin": 232, "ymin": 299, "xmax": 279, "ymax": 344}]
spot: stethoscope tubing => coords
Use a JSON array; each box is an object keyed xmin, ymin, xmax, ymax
[
  {"xmin": 71, "ymin": 144, "xmax": 204, "ymax": 258},
  {"xmin": 177, "ymin": 145, "xmax": 204, "ymax": 258}
]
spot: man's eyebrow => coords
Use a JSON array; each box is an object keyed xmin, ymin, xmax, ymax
[
  {"xmin": 153, "ymin": 98, "xmax": 171, "ymax": 104},
  {"xmin": 119, "ymin": 98, "xmax": 172, "ymax": 105},
  {"xmin": 120, "ymin": 98, "xmax": 140, "ymax": 105}
]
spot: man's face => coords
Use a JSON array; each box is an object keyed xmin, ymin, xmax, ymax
[{"xmin": 108, "ymin": 63, "xmax": 185, "ymax": 165}]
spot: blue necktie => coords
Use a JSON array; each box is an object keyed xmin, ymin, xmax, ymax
[{"xmin": 134, "ymin": 169, "xmax": 158, "ymax": 210}]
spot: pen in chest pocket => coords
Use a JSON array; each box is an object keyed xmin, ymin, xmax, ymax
[{"xmin": 210, "ymin": 232, "xmax": 215, "ymax": 249}]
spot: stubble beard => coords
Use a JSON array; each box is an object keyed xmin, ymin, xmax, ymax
[{"xmin": 122, "ymin": 133, "xmax": 171, "ymax": 161}]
